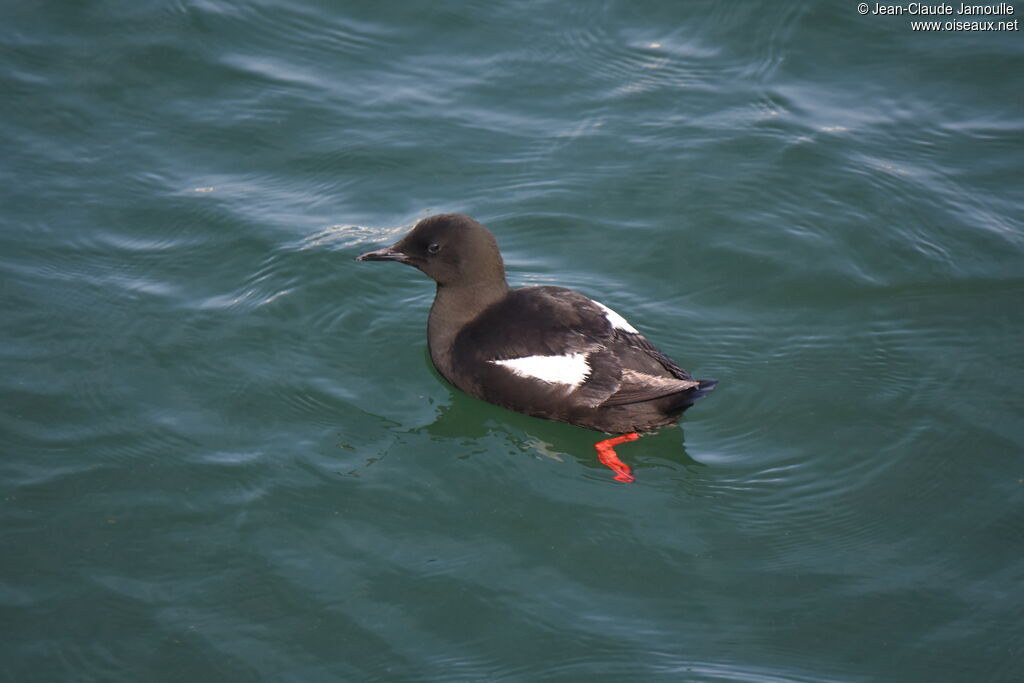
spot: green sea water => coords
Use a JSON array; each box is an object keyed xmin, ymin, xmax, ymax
[{"xmin": 3, "ymin": 1, "xmax": 1023, "ymax": 681}]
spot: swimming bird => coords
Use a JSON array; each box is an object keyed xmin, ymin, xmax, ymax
[{"xmin": 356, "ymin": 214, "xmax": 716, "ymax": 482}]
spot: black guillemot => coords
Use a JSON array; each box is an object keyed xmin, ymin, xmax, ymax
[{"xmin": 356, "ymin": 213, "xmax": 717, "ymax": 482}]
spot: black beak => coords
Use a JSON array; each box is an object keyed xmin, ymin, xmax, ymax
[{"xmin": 355, "ymin": 245, "xmax": 410, "ymax": 263}]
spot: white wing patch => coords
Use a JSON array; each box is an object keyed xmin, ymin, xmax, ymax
[
  {"xmin": 594, "ymin": 301, "xmax": 639, "ymax": 334},
  {"xmin": 489, "ymin": 352, "xmax": 591, "ymax": 389}
]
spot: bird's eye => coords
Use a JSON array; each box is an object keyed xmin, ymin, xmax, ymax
[{"xmin": 427, "ymin": 243, "xmax": 441, "ymax": 255}]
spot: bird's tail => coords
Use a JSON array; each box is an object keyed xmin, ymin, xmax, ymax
[
  {"xmin": 689, "ymin": 378, "xmax": 718, "ymax": 402},
  {"xmin": 668, "ymin": 378, "xmax": 718, "ymax": 413}
]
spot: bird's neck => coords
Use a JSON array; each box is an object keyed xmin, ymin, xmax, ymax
[{"xmin": 428, "ymin": 278, "xmax": 509, "ymax": 380}]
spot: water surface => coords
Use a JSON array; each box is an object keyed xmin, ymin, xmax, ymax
[{"xmin": 2, "ymin": 1, "xmax": 1023, "ymax": 681}]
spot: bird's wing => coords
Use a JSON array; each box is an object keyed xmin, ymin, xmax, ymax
[{"xmin": 452, "ymin": 286, "xmax": 695, "ymax": 412}]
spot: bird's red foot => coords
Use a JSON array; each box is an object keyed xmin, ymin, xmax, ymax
[{"xmin": 594, "ymin": 432, "xmax": 641, "ymax": 482}]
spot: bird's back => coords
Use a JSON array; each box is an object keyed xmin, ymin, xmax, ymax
[{"xmin": 441, "ymin": 286, "xmax": 715, "ymax": 433}]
